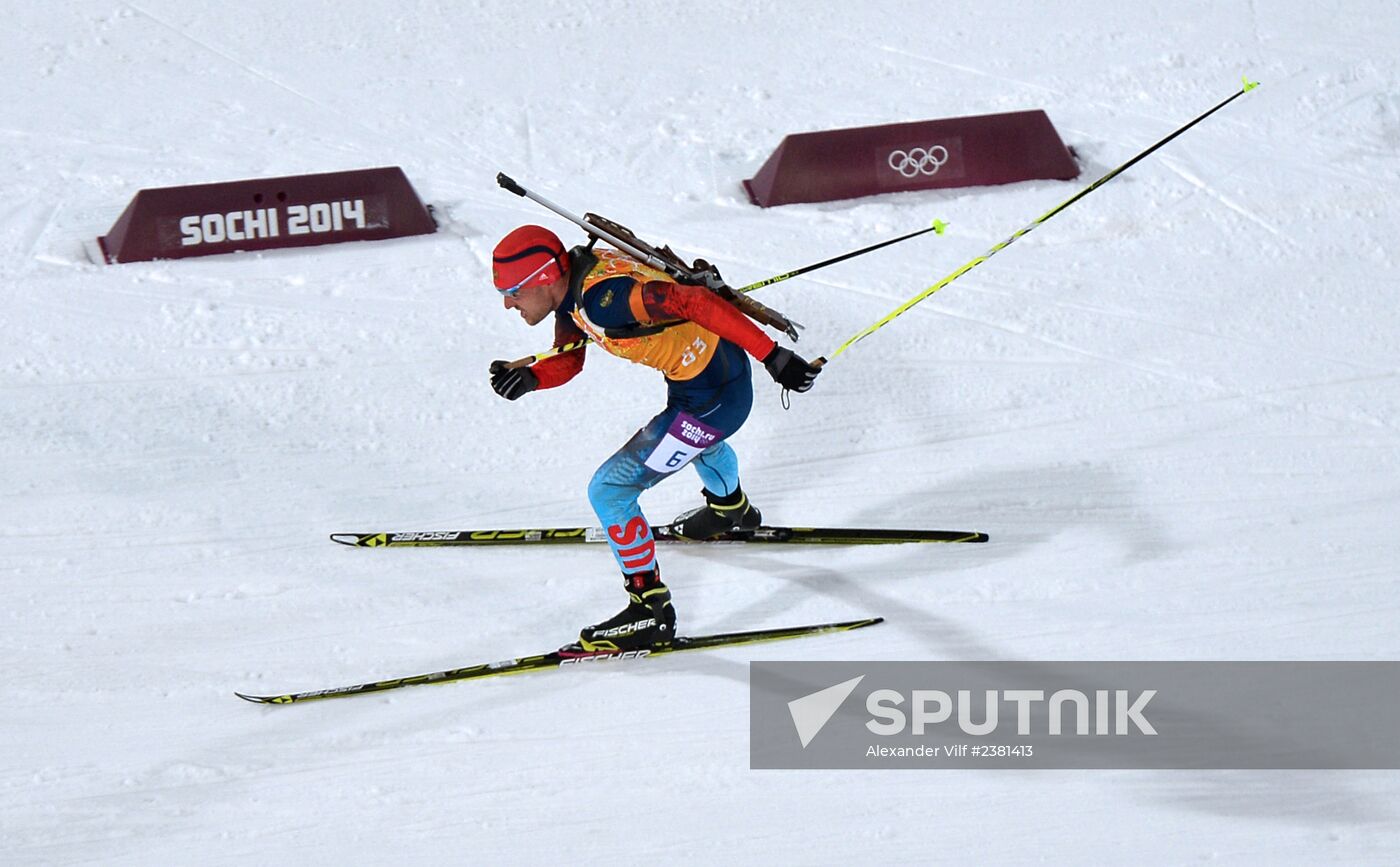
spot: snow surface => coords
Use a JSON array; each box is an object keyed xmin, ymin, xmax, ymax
[{"xmin": 4, "ymin": 1, "xmax": 1400, "ymax": 863}]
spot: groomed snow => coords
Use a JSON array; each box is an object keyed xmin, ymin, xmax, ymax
[{"xmin": 3, "ymin": 1, "xmax": 1398, "ymax": 863}]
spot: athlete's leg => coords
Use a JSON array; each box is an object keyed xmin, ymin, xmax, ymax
[{"xmin": 586, "ymin": 410, "xmax": 675, "ymax": 576}]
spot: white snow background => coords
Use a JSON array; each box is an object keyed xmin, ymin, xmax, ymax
[{"xmin": 3, "ymin": 1, "xmax": 1399, "ymax": 863}]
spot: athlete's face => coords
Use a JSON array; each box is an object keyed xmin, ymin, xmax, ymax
[{"xmin": 502, "ymin": 274, "xmax": 566, "ymax": 326}]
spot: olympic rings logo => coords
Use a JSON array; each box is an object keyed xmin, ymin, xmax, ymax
[{"xmin": 887, "ymin": 145, "xmax": 950, "ymax": 178}]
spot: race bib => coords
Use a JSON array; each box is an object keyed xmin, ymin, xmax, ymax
[{"xmin": 643, "ymin": 412, "xmax": 722, "ymax": 474}]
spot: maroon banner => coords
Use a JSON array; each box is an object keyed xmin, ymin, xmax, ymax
[
  {"xmin": 97, "ymin": 166, "xmax": 437, "ymax": 263},
  {"xmin": 743, "ymin": 110, "xmax": 1079, "ymax": 208}
]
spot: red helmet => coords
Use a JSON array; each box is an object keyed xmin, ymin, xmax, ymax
[{"xmin": 492, "ymin": 225, "xmax": 567, "ymax": 292}]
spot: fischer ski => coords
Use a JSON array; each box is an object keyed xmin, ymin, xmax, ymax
[
  {"xmin": 236, "ymin": 616, "xmax": 883, "ymax": 705},
  {"xmin": 330, "ymin": 525, "xmax": 988, "ymax": 548}
]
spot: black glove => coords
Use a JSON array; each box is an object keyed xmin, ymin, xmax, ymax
[
  {"xmin": 489, "ymin": 360, "xmax": 539, "ymax": 401},
  {"xmin": 762, "ymin": 345, "xmax": 821, "ymax": 393}
]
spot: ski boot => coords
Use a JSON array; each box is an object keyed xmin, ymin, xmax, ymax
[
  {"xmin": 671, "ymin": 487, "xmax": 762, "ymax": 540},
  {"xmin": 578, "ymin": 568, "xmax": 676, "ymax": 652}
]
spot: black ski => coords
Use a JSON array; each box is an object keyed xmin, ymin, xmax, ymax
[
  {"xmin": 330, "ymin": 525, "xmax": 987, "ymax": 548},
  {"xmin": 236, "ymin": 616, "xmax": 883, "ymax": 705}
]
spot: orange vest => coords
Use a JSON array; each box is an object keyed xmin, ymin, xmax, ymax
[{"xmin": 570, "ymin": 249, "xmax": 719, "ymax": 381}]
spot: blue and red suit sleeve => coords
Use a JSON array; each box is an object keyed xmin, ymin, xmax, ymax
[
  {"xmin": 639, "ymin": 281, "xmax": 777, "ymax": 360},
  {"xmin": 530, "ymin": 311, "xmax": 586, "ymax": 389}
]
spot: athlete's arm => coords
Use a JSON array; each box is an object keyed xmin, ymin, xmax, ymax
[
  {"xmin": 638, "ymin": 281, "xmax": 777, "ymax": 360},
  {"xmin": 530, "ymin": 310, "xmax": 587, "ymax": 388}
]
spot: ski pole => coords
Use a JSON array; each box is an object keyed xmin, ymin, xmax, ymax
[
  {"xmin": 739, "ymin": 219, "xmax": 948, "ymax": 292},
  {"xmin": 816, "ymin": 76, "xmax": 1261, "ymax": 367},
  {"xmin": 499, "ymin": 218, "xmax": 948, "ymax": 369}
]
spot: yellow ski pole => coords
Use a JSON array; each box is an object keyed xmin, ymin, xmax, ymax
[
  {"xmin": 501, "ymin": 220, "xmax": 947, "ymax": 369},
  {"xmin": 817, "ymin": 76, "xmax": 1261, "ymax": 367}
]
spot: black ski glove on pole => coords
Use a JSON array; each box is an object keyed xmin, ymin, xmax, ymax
[
  {"xmin": 489, "ymin": 360, "xmax": 540, "ymax": 401},
  {"xmin": 762, "ymin": 345, "xmax": 821, "ymax": 393}
]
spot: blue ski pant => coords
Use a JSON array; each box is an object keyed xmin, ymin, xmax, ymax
[{"xmin": 587, "ymin": 354, "xmax": 753, "ymax": 576}]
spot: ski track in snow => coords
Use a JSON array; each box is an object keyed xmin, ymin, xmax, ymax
[{"xmin": 3, "ymin": 1, "xmax": 1400, "ymax": 864}]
